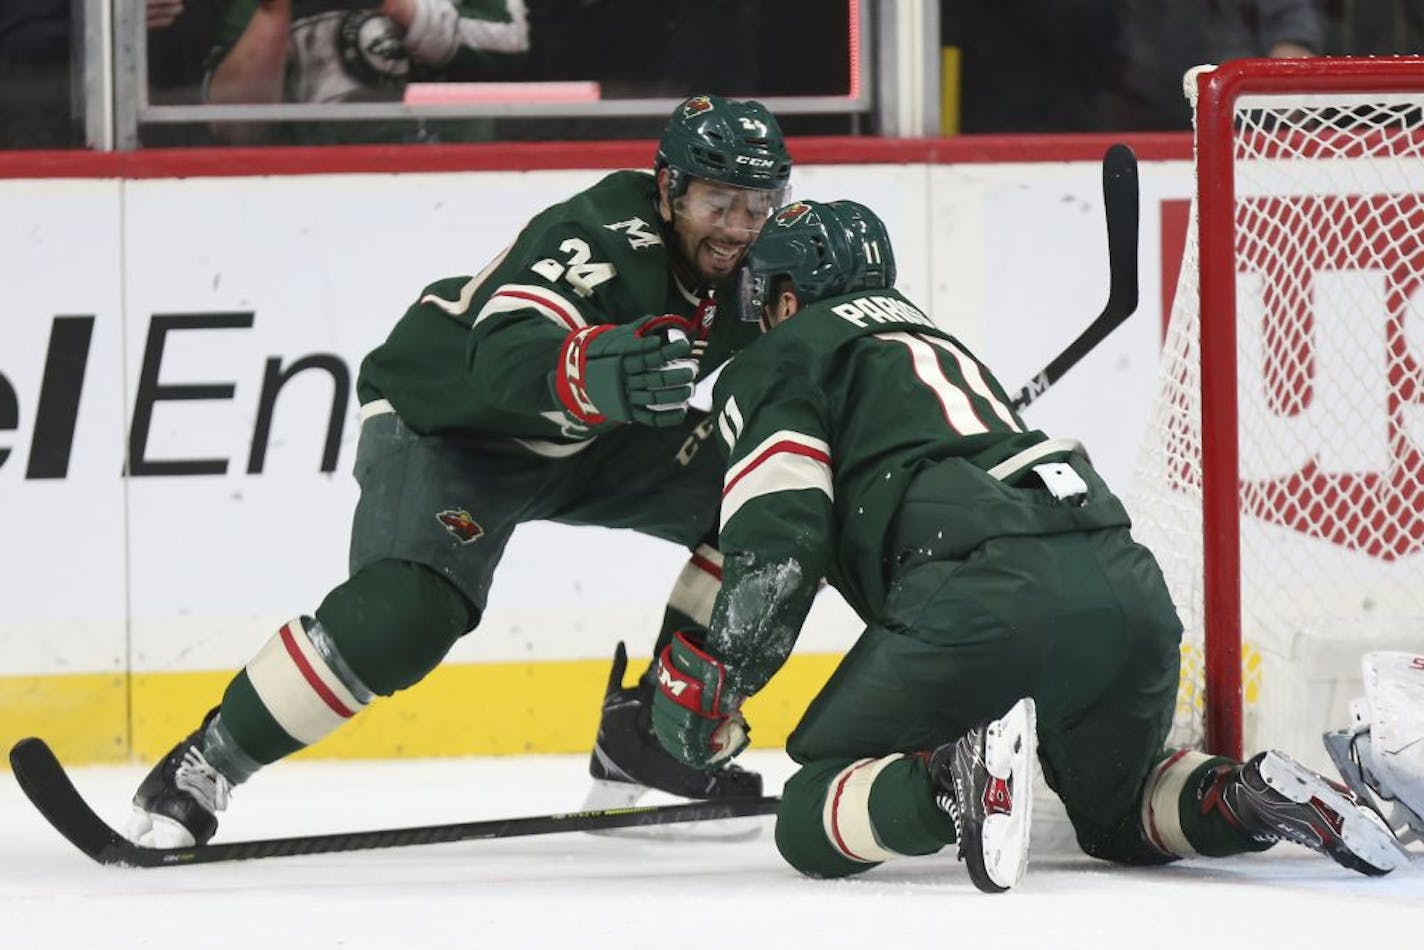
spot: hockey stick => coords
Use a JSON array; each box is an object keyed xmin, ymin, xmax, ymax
[
  {"xmin": 9, "ymin": 737, "xmax": 779, "ymax": 868},
  {"xmin": 1009, "ymin": 143, "xmax": 1140, "ymax": 411}
]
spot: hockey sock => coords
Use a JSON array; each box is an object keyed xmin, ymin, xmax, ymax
[
  {"xmin": 209, "ymin": 560, "xmax": 475, "ymax": 770},
  {"xmin": 639, "ymin": 542, "xmax": 723, "ymax": 689},
  {"xmin": 775, "ymin": 754, "xmax": 959, "ymax": 879},
  {"xmin": 213, "ymin": 615, "xmax": 375, "ymax": 770},
  {"xmin": 1140, "ymin": 748, "xmax": 1275, "ymax": 858},
  {"xmin": 313, "ymin": 559, "xmax": 475, "ymax": 695}
]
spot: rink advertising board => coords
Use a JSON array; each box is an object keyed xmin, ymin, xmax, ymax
[{"xmin": 0, "ymin": 136, "xmax": 1192, "ymax": 762}]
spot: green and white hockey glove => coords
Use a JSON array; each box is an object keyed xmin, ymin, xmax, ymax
[
  {"xmin": 652, "ymin": 631, "xmax": 750, "ymax": 769},
  {"xmin": 551, "ymin": 314, "xmax": 697, "ymax": 428}
]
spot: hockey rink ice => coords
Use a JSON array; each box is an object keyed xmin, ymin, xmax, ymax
[{"xmin": 4, "ymin": 749, "xmax": 1422, "ymax": 948}]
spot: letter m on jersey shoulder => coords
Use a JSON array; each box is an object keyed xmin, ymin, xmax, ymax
[{"xmin": 604, "ymin": 216, "xmax": 663, "ymax": 250}]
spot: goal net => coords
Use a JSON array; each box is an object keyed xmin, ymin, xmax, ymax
[{"xmin": 1130, "ymin": 58, "xmax": 1424, "ymax": 768}]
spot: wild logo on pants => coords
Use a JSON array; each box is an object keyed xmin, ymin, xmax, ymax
[{"xmin": 437, "ymin": 509, "xmax": 484, "ymax": 544}]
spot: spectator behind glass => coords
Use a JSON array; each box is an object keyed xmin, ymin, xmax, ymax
[
  {"xmin": 1322, "ymin": 0, "xmax": 1424, "ymax": 55},
  {"xmin": 206, "ymin": 0, "xmax": 530, "ymax": 145},
  {"xmin": 1103, "ymin": 0, "xmax": 1325, "ymax": 131},
  {"xmin": 0, "ymin": 0, "xmax": 78, "ymax": 149},
  {"xmin": 527, "ymin": 0, "xmax": 763, "ymax": 98},
  {"xmin": 147, "ymin": 0, "xmax": 226, "ymax": 146},
  {"xmin": 946, "ymin": 0, "xmax": 1121, "ymax": 134}
]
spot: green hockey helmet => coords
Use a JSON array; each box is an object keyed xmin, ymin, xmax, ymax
[
  {"xmin": 736, "ymin": 199, "xmax": 897, "ymax": 320},
  {"xmin": 656, "ymin": 95, "xmax": 792, "ymax": 200}
]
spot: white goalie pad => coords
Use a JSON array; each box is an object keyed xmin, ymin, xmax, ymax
[{"xmin": 1324, "ymin": 651, "xmax": 1424, "ymax": 844}]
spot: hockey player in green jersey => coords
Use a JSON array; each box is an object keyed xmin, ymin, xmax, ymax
[
  {"xmin": 127, "ymin": 95, "xmax": 791, "ymax": 848},
  {"xmin": 651, "ymin": 199, "xmax": 1409, "ymax": 891}
]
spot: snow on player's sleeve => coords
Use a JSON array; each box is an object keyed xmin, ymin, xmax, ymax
[{"xmin": 707, "ymin": 384, "xmax": 834, "ymax": 696}]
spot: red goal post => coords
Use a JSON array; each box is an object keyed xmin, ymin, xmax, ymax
[{"xmin": 1132, "ymin": 57, "xmax": 1424, "ymax": 764}]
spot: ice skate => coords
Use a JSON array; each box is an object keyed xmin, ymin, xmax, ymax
[
  {"xmin": 930, "ymin": 697, "xmax": 1037, "ymax": 893},
  {"xmin": 1202, "ymin": 750, "xmax": 1408, "ymax": 876},
  {"xmin": 126, "ymin": 708, "xmax": 232, "ymax": 848},
  {"xmin": 585, "ymin": 642, "xmax": 762, "ymax": 811}
]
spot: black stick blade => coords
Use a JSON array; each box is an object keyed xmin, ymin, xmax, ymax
[
  {"xmin": 1101, "ymin": 142, "xmax": 1140, "ymax": 317},
  {"xmin": 10, "ymin": 737, "xmax": 132, "ymax": 863}
]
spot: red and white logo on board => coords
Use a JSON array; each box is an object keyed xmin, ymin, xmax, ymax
[{"xmin": 1163, "ymin": 194, "xmax": 1424, "ymax": 560}]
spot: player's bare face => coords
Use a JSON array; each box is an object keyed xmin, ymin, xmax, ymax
[{"xmin": 670, "ymin": 179, "xmax": 779, "ymax": 284}]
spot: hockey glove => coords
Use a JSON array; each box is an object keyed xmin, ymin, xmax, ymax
[
  {"xmin": 652, "ymin": 631, "xmax": 750, "ymax": 769},
  {"xmin": 551, "ymin": 314, "xmax": 697, "ymax": 428}
]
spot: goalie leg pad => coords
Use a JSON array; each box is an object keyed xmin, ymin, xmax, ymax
[{"xmin": 1326, "ymin": 650, "xmax": 1424, "ymax": 842}]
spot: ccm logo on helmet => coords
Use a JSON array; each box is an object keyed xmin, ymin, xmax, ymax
[{"xmin": 735, "ymin": 155, "xmax": 776, "ymax": 167}]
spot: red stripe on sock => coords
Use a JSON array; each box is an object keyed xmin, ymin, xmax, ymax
[
  {"xmin": 828, "ymin": 760, "xmax": 874, "ymax": 863},
  {"xmin": 279, "ymin": 622, "xmax": 356, "ymax": 719},
  {"xmin": 690, "ymin": 550, "xmax": 723, "ymax": 580},
  {"xmin": 1144, "ymin": 747, "xmax": 1193, "ymax": 855}
]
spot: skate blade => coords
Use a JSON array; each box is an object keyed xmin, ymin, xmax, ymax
[
  {"xmin": 1259, "ymin": 751, "xmax": 1410, "ymax": 874},
  {"xmin": 579, "ymin": 780, "xmax": 765, "ymax": 843},
  {"xmin": 978, "ymin": 698, "xmax": 1037, "ymax": 890},
  {"xmin": 581, "ymin": 778, "xmax": 649, "ymax": 812}
]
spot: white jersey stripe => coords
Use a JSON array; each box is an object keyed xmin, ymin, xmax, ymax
[
  {"xmin": 472, "ymin": 283, "xmax": 587, "ymax": 331},
  {"xmin": 724, "ymin": 429, "xmax": 830, "ymax": 489},
  {"xmin": 925, "ymin": 336, "xmax": 1022, "ymax": 431},
  {"xmin": 420, "ymin": 278, "xmax": 480, "ymax": 317},
  {"xmin": 417, "ymin": 246, "xmax": 513, "ymax": 318},
  {"xmin": 717, "ymin": 397, "xmax": 744, "ymax": 452},
  {"xmin": 720, "ymin": 434, "xmax": 832, "ymax": 532},
  {"xmin": 876, "ymin": 332, "xmax": 989, "ymax": 435}
]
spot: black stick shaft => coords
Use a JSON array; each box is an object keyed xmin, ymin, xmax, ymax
[
  {"xmin": 9, "ymin": 737, "xmax": 778, "ymax": 868},
  {"xmin": 1010, "ymin": 143, "xmax": 1140, "ymax": 411}
]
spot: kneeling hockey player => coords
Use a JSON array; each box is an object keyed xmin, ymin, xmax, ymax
[{"xmin": 650, "ymin": 199, "xmax": 1411, "ymax": 891}]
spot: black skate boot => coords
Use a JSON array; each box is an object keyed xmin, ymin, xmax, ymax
[
  {"xmin": 1199, "ymin": 750, "xmax": 1407, "ymax": 876},
  {"xmin": 928, "ymin": 697, "xmax": 1037, "ymax": 894},
  {"xmin": 126, "ymin": 707, "xmax": 233, "ymax": 848},
  {"xmin": 585, "ymin": 642, "xmax": 761, "ymax": 808}
]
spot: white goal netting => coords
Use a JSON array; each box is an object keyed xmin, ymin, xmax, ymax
[{"xmin": 1129, "ymin": 61, "xmax": 1424, "ymax": 769}]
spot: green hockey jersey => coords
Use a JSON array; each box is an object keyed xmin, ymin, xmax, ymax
[
  {"xmin": 357, "ymin": 170, "xmax": 757, "ymax": 443},
  {"xmin": 707, "ymin": 287, "xmax": 1069, "ymax": 695}
]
